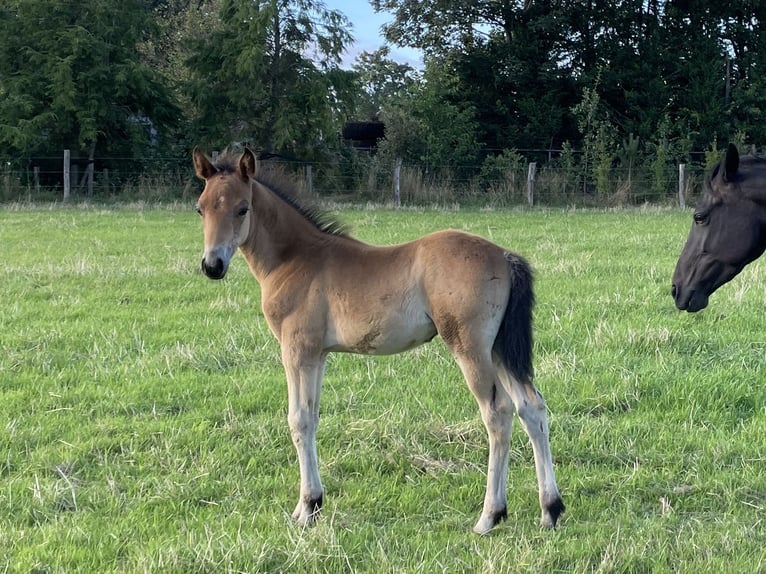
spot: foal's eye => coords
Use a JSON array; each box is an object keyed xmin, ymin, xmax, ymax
[
  {"xmin": 236, "ymin": 206, "xmax": 250, "ymax": 217},
  {"xmin": 693, "ymin": 211, "xmax": 708, "ymax": 225}
]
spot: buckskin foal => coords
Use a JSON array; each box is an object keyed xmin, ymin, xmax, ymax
[{"xmin": 192, "ymin": 147, "xmax": 564, "ymax": 534}]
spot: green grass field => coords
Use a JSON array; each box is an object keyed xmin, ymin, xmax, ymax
[{"xmin": 1, "ymin": 203, "xmax": 764, "ymax": 573}]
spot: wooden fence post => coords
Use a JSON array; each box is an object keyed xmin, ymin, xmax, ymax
[
  {"xmin": 305, "ymin": 164, "xmax": 313, "ymax": 195},
  {"xmin": 63, "ymin": 149, "xmax": 71, "ymax": 200},
  {"xmin": 678, "ymin": 163, "xmax": 686, "ymax": 209},
  {"xmin": 527, "ymin": 162, "xmax": 537, "ymax": 206},
  {"xmin": 393, "ymin": 157, "xmax": 402, "ymax": 208},
  {"xmin": 33, "ymin": 166, "xmax": 40, "ymax": 193},
  {"xmin": 86, "ymin": 163, "xmax": 94, "ymax": 197}
]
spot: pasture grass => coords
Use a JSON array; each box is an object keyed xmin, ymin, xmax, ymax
[{"xmin": 1, "ymin": 203, "xmax": 764, "ymax": 573}]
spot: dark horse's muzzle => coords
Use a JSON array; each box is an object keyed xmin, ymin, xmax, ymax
[
  {"xmin": 201, "ymin": 256, "xmax": 227, "ymax": 280},
  {"xmin": 671, "ymin": 283, "xmax": 709, "ymax": 312}
]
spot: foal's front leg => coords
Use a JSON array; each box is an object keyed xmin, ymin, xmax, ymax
[{"xmin": 282, "ymin": 347, "xmax": 327, "ymax": 526}]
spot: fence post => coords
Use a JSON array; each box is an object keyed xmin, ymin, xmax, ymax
[
  {"xmin": 393, "ymin": 157, "xmax": 402, "ymax": 208},
  {"xmin": 527, "ymin": 162, "xmax": 537, "ymax": 206},
  {"xmin": 33, "ymin": 166, "xmax": 40, "ymax": 193},
  {"xmin": 678, "ymin": 163, "xmax": 686, "ymax": 209},
  {"xmin": 63, "ymin": 149, "xmax": 71, "ymax": 200},
  {"xmin": 305, "ymin": 164, "xmax": 313, "ymax": 195}
]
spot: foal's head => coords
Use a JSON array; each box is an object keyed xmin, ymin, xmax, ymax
[{"xmin": 193, "ymin": 147, "xmax": 256, "ymax": 280}]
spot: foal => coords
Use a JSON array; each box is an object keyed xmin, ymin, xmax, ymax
[{"xmin": 193, "ymin": 147, "xmax": 564, "ymax": 534}]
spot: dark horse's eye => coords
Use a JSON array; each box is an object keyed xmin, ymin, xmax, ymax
[
  {"xmin": 236, "ymin": 206, "xmax": 250, "ymax": 217},
  {"xmin": 693, "ymin": 211, "xmax": 708, "ymax": 225}
]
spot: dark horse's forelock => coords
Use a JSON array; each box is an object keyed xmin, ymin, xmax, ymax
[{"xmin": 213, "ymin": 149, "xmax": 350, "ymax": 238}]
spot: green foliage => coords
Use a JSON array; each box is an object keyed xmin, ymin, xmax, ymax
[
  {"xmin": 704, "ymin": 141, "xmax": 722, "ymax": 172},
  {"xmin": 413, "ymin": 57, "xmax": 482, "ymax": 169},
  {"xmin": 377, "ymin": 0, "xmax": 766, "ymax": 165},
  {"xmin": 1, "ymin": 205, "xmax": 765, "ymax": 571},
  {"xmin": 618, "ymin": 133, "xmax": 641, "ymax": 199},
  {"xmin": 185, "ymin": 0, "xmax": 355, "ymax": 160},
  {"xmin": 0, "ymin": 0, "xmax": 179, "ymax": 159},
  {"xmin": 351, "ymin": 47, "xmax": 420, "ymax": 120},
  {"xmin": 572, "ymin": 75, "xmax": 618, "ymax": 197},
  {"xmin": 4, "ymin": 0, "xmax": 766, "ymax": 190},
  {"xmin": 376, "ymin": 105, "xmax": 426, "ymax": 166},
  {"xmin": 478, "ymin": 149, "xmax": 525, "ymax": 200},
  {"xmin": 373, "ymin": 56, "xmax": 482, "ymax": 174},
  {"xmin": 558, "ymin": 141, "xmax": 578, "ymax": 197},
  {"xmin": 593, "ymin": 122, "xmax": 616, "ymax": 197},
  {"xmin": 652, "ymin": 142, "xmax": 669, "ymax": 198}
]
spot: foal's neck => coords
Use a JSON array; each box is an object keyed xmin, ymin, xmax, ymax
[{"xmin": 240, "ymin": 181, "xmax": 332, "ymax": 280}]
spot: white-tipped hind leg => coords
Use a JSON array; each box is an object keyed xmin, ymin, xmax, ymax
[
  {"xmin": 283, "ymin": 349, "xmax": 327, "ymax": 526},
  {"xmin": 450, "ymin": 350, "xmax": 515, "ymax": 535},
  {"xmin": 501, "ymin": 370, "xmax": 564, "ymax": 528},
  {"xmin": 472, "ymin": 379, "xmax": 515, "ymax": 535}
]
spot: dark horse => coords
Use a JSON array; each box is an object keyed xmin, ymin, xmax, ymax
[
  {"xmin": 672, "ymin": 143, "xmax": 766, "ymax": 312},
  {"xmin": 192, "ymin": 147, "xmax": 564, "ymax": 534}
]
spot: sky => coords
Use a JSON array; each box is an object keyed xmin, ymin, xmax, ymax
[{"xmin": 323, "ymin": 0, "xmax": 422, "ymax": 69}]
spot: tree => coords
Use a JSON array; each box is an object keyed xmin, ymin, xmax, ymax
[
  {"xmin": 374, "ymin": 0, "xmax": 575, "ymax": 159},
  {"xmin": 720, "ymin": 1, "xmax": 766, "ymax": 144},
  {"xmin": 0, "ymin": 0, "xmax": 179, "ymax": 162},
  {"xmin": 661, "ymin": 1, "xmax": 731, "ymax": 149},
  {"xmin": 185, "ymin": 0, "xmax": 356, "ymax": 160},
  {"xmin": 374, "ymin": 0, "xmax": 766, "ymax": 162},
  {"xmin": 350, "ymin": 47, "xmax": 420, "ymax": 120}
]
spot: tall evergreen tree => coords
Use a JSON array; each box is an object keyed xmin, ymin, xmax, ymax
[
  {"xmin": 0, "ymin": 0, "xmax": 179, "ymax": 160},
  {"xmin": 185, "ymin": 0, "xmax": 356, "ymax": 160}
]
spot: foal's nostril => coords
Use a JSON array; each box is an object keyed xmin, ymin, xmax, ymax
[{"xmin": 201, "ymin": 256, "xmax": 226, "ymax": 279}]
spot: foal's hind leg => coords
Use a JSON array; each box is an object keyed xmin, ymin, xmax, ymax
[
  {"xmin": 499, "ymin": 369, "xmax": 564, "ymax": 528},
  {"xmin": 449, "ymin": 349, "xmax": 515, "ymax": 534}
]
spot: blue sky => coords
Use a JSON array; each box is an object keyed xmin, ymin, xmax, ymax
[{"xmin": 323, "ymin": 0, "xmax": 422, "ymax": 68}]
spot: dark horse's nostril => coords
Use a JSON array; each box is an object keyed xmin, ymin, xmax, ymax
[{"xmin": 671, "ymin": 284, "xmax": 677, "ymax": 299}]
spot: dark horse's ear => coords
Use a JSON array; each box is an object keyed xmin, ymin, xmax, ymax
[
  {"xmin": 723, "ymin": 143, "xmax": 739, "ymax": 182},
  {"xmin": 192, "ymin": 147, "xmax": 217, "ymax": 180},
  {"xmin": 238, "ymin": 148, "xmax": 257, "ymax": 180}
]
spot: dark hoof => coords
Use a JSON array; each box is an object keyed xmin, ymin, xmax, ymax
[{"xmin": 546, "ymin": 497, "xmax": 565, "ymax": 527}]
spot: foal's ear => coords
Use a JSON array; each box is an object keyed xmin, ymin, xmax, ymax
[
  {"xmin": 723, "ymin": 143, "xmax": 739, "ymax": 182},
  {"xmin": 238, "ymin": 148, "xmax": 257, "ymax": 180},
  {"xmin": 192, "ymin": 147, "xmax": 217, "ymax": 180}
]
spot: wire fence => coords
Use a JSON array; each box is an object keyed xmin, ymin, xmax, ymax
[{"xmin": 0, "ymin": 152, "xmax": 709, "ymax": 207}]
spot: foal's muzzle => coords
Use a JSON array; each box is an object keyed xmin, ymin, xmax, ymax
[{"xmin": 201, "ymin": 256, "xmax": 227, "ymax": 280}]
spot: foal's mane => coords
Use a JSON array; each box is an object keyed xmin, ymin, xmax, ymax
[{"xmin": 212, "ymin": 150, "xmax": 350, "ymax": 238}]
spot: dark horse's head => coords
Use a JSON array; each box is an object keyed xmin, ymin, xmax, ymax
[{"xmin": 672, "ymin": 143, "xmax": 766, "ymax": 312}]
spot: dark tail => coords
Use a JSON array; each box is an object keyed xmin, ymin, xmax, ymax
[{"xmin": 494, "ymin": 252, "xmax": 534, "ymax": 381}]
